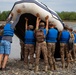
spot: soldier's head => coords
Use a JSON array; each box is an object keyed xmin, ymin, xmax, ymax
[
  {"xmin": 74, "ymin": 30, "xmax": 76, "ymax": 33},
  {"xmin": 68, "ymin": 27, "xmax": 73, "ymax": 32},
  {"xmin": 39, "ymin": 22, "xmax": 45, "ymax": 29},
  {"xmin": 64, "ymin": 24, "xmax": 69, "ymax": 30},
  {"xmin": 0, "ymin": 24, "xmax": 4, "ymax": 30},
  {"xmin": 28, "ymin": 25, "xmax": 34, "ymax": 30},
  {"xmin": 49, "ymin": 22, "xmax": 55, "ymax": 29}
]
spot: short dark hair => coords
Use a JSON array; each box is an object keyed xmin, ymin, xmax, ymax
[
  {"xmin": 40, "ymin": 22, "xmax": 45, "ymax": 26},
  {"xmin": 0, "ymin": 26, "xmax": 4, "ymax": 29}
]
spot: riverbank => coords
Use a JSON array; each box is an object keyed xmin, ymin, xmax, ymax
[{"xmin": 0, "ymin": 59, "xmax": 76, "ymax": 75}]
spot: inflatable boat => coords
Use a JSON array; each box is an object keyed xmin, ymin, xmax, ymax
[{"xmin": 7, "ymin": 0, "xmax": 64, "ymax": 42}]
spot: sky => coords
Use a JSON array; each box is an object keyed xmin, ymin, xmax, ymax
[{"xmin": 0, "ymin": 0, "xmax": 76, "ymax": 12}]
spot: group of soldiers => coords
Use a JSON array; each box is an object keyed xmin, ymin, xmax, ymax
[
  {"xmin": 23, "ymin": 14, "xmax": 58, "ymax": 72},
  {"xmin": 0, "ymin": 10, "xmax": 76, "ymax": 72},
  {"xmin": 19, "ymin": 13, "xmax": 76, "ymax": 72}
]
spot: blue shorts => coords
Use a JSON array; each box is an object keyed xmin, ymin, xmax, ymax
[{"xmin": 0, "ymin": 40, "xmax": 11, "ymax": 55}]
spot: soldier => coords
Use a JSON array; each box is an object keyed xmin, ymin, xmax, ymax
[
  {"xmin": 59, "ymin": 25, "xmax": 70, "ymax": 69},
  {"xmin": 24, "ymin": 18, "xmax": 35, "ymax": 70},
  {"xmin": 0, "ymin": 20, "xmax": 15, "ymax": 70},
  {"xmin": 73, "ymin": 30, "xmax": 76, "ymax": 61},
  {"xmin": 0, "ymin": 25, "xmax": 4, "ymax": 70},
  {"xmin": 46, "ymin": 23, "xmax": 58, "ymax": 70},
  {"xmin": 68, "ymin": 27, "xmax": 75, "ymax": 62},
  {"xmin": 20, "ymin": 39, "xmax": 25, "ymax": 61},
  {"xmin": 0, "ymin": 9, "xmax": 21, "ymax": 71},
  {"xmin": 35, "ymin": 13, "xmax": 49, "ymax": 72}
]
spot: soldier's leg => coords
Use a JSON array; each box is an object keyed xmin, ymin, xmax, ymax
[
  {"xmin": 65, "ymin": 44, "xmax": 70, "ymax": 69},
  {"xmin": 0, "ymin": 44, "xmax": 4, "ymax": 69},
  {"xmin": 74, "ymin": 44, "xmax": 76, "ymax": 56},
  {"xmin": 73, "ymin": 44, "xmax": 76, "ymax": 61},
  {"xmin": 69, "ymin": 50, "xmax": 73, "ymax": 62},
  {"xmin": 20, "ymin": 42, "xmax": 24, "ymax": 61},
  {"xmin": 24, "ymin": 44, "xmax": 29, "ymax": 65},
  {"xmin": 52, "ymin": 43, "xmax": 57, "ymax": 70},
  {"xmin": 29, "ymin": 45, "xmax": 34, "ymax": 64},
  {"xmin": 35, "ymin": 43, "xmax": 41, "ymax": 72},
  {"xmin": 60, "ymin": 43, "xmax": 65, "ymax": 69},
  {"xmin": 29, "ymin": 45, "xmax": 34, "ymax": 70},
  {"xmin": 47, "ymin": 43, "xmax": 54, "ymax": 70},
  {"xmin": 23, "ymin": 43, "xmax": 25, "ymax": 60},
  {"xmin": 42, "ymin": 43, "xmax": 48, "ymax": 71}
]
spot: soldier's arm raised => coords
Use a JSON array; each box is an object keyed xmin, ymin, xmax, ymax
[
  {"xmin": 36, "ymin": 13, "xmax": 41, "ymax": 30},
  {"xmin": 58, "ymin": 31, "xmax": 62, "ymax": 40},
  {"xmin": 45, "ymin": 15, "xmax": 49, "ymax": 31},
  {"xmin": 25, "ymin": 18, "xmax": 28, "ymax": 30}
]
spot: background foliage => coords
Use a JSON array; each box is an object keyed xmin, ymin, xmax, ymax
[
  {"xmin": 0, "ymin": 11, "xmax": 76, "ymax": 21},
  {"xmin": 57, "ymin": 11, "xmax": 76, "ymax": 21},
  {"xmin": 0, "ymin": 11, "xmax": 10, "ymax": 21}
]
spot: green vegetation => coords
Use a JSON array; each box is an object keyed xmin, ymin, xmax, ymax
[
  {"xmin": 0, "ymin": 11, "xmax": 10, "ymax": 21},
  {"xmin": 57, "ymin": 11, "xmax": 76, "ymax": 21},
  {"xmin": 0, "ymin": 11, "xmax": 76, "ymax": 21}
]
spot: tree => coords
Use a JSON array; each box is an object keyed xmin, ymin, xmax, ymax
[{"xmin": 0, "ymin": 11, "xmax": 10, "ymax": 21}]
